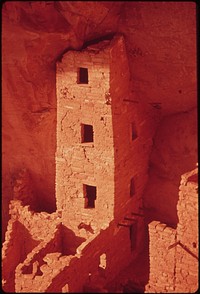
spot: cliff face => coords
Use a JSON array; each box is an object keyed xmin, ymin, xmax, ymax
[
  {"xmin": 2, "ymin": 2, "xmax": 197, "ymax": 239},
  {"xmin": 143, "ymin": 108, "xmax": 198, "ymax": 226}
]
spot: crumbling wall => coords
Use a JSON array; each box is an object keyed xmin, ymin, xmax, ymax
[
  {"xmin": 175, "ymin": 167, "xmax": 198, "ymax": 293},
  {"xmin": 2, "ymin": 201, "xmax": 86, "ymax": 293},
  {"xmin": 2, "ymin": 220, "xmax": 39, "ymax": 292},
  {"xmin": 8, "ymin": 200, "xmax": 61, "ymax": 241},
  {"xmin": 13, "ymin": 217, "xmax": 141, "ymax": 293},
  {"xmin": 2, "ymin": 200, "xmax": 62, "ymax": 292},
  {"xmin": 15, "ymin": 224, "xmax": 63, "ymax": 293},
  {"xmin": 31, "ymin": 221, "xmax": 136, "ymax": 293},
  {"xmin": 145, "ymin": 221, "xmax": 176, "ymax": 293},
  {"xmin": 145, "ymin": 167, "xmax": 198, "ymax": 293}
]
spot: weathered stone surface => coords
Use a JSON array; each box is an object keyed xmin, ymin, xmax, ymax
[{"xmin": 145, "ymin": 167, "xmax": 198, "ymax": 293}]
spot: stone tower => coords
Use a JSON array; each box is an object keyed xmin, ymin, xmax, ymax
[
  {"xmin": 56, "ymin": 38, "xmax": 114, "ymax": 235},
  {"xmin": 56, "ymin": 35, "xmax": 146, "ymax": 238},
  {"xmin": 2, "ymin": 35, "xmax": 157, "ymax": 293}
]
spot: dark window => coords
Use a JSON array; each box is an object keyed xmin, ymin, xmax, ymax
[
  {"xmin": 78, "ymin": 67, "xmax": 88, "ymax": 84},
  {"xmin": 81, "ymin": 124, "xmax": 93, "ymax": 143},
  {"xmin": 131, "ymin": 123, "xmax": 138, "ymax": 140},
  {"xmin": 130, "ymin": 223, "xmax": 137, "ymax": 251},
  {"xmin": 84, "ymin": 184, "xmax": 97, "ymax": 208},
  {"xmin": 130, "ymin": 177, "xmax": 135, "ymax": 197}
]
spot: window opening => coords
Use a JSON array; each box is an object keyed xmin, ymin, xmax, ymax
[
  {"xmin": 81, "ymin": 124, "xmax": 93, "ymax": 143},
  {"xmin": 131, "ymin": 123, "xmax": 138, "ymax": 140},
  {"xmin": 130, "ymin": 177, "xmax": 135, "ymax": 197},
  {"xmin": 84, "ymin": 184, "xmax": 97, "ymax": 208},
  {"xmin": 78, "ymin": 67, "xmax": 88, "ymax": 84}
]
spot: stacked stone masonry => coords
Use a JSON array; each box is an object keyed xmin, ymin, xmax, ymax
[
  {"xmin": 145, "ymin": 221, "xmax": 176, "ymax": 293},
  {"xmin": 145, "ymin": 166, "xmax": 198, "ymax": 293},
  {"xmin": 2, "ymin": 35, "xmax": 161, "ymax": 292},
  {"xmin": 175, "ymin": 168, "xmax": 198, "ymax": 293}
]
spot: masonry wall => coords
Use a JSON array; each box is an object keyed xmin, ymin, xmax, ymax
[
  {"xmin": 2, "ymin": 220, "xmax": 39, "ymax": 292},
  {"xmin": 56, "ymin": 36, "xmax": 160, "ymax": 238},
  {"xmin": 15, "ymin": 226, "xmax": 63, "ymax": 293},
  {"xmin": 2, "ymin": 200, "xmax": 62, "ymax": 292},
  {"xmin": 3, "ymin": 205, "xmax": 86, "ymax": 293},
  {"xmin": 145, "ymin": 221, "xmax": 176, "ymax": 293},
  {"xmin": 8, "ymin": 200, "xmax": 61, "ymax": 240},
  {"xmin": 56, "ymin": 41, "xmax": 115, "ymax": 235},
  {"xmin": 175, "ymin": 167, "xmax": 198, "ymax": 293},
  {"xmin": 109, "ymin": 36, "xmax": 160, "ymax": 258},
  {"xmin": 11, "ymin": 220, "xmax": 135, "ymax": 292},
  {"xmin": 47, "ymin": 223, "xmax": 134, "ymax": 292},
  {"xmin": 15, "ymin": 221, "xmax": 134, "ymax": 292},
  {"xmin": 145, "ymin": 167, "xmax": 198, "ymax": 293}
]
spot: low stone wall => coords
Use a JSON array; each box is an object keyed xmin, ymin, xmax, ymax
[
  {"xmin": 145, "ymin": 221, "xmax": 176, "ymax": 293},
  {"xmin": 12, "ymin": 217, "xmax": 142, "ymax": 292},
  {"xmin": 15, "ymin": 224, "xmax": 63, "ymax": 292},
  {"xmin": 2, "ymin": 220, "xmax": 39, "ymax": 292},
  {"xmin": 2, "ymin": 200, "xmax": 61, "ymax": 292},
  {"xmin": 175, "ymin": 167, "xmax": 198, "ymax": 293},
  {"xmin": 145, "ymin": 167, "xmax": 198, "ymax": 293},
  {"xmin": 8, "ymin": 200, "xmax": 61, "ymax": 240}
]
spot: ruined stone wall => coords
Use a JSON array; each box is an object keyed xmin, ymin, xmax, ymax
[
  {"xmin": 145, "ymin": 167, "xmax": 198, "ymax": 293},
  {"xmin": 175, "ymin": 167, "xmax": 198, "ymax": 293},
  {"xmin": 8, "ymin": 200, "xmax": 60, "ymax": 241},
  {"xmin": 2, "ymin": 204, "xmax": 86, "ymax": 293},
  {"xmin": 56, "ymin": 41, "xmax": 115, "ymax": 235},
  {"xmin": 2, "ymin": 200, "xmax": 62, "ymax": 292},
  {"xmin": 15, "ymin": 226, "xmax": 63, "ymax": 293},
  {"xmin": 17, "ymin": 221, "xmax": 134, "ymax": 292},
  {"xmin": 11, "ymin": 220, "xmax": 133, "ymax": 292},
  {"xmin": 9, "ymin": 204, "xmax": 146, "ymax": 293},
  {"xmin": 145, "ymin": 221, "xmax": 176, "ymax": 293},
  {"xmin": 48, "ymin": 223, "xmax": 134, "ymax": 293},
  {"xmin": 2, "ymin": 220, "xmax": 40, "ymax": 292}
]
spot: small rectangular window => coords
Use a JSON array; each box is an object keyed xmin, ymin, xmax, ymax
[
  {"xmin": 130, "ymin": 177, "xmax": 135, "ymax": 197},
  {"xmin": 81, "ymin": 124, "xmax": 93, "ymax": 143},
  {"xmin": 78, "ymin": 67, "xmax": 88, "ymax": 84},
  {"xmin": 131, "ymin": 123, "xmax": 138, "ymax": 141},
  {"xmin": 84, "ymin": 184, "xmax": 97, "ymax": 208}
]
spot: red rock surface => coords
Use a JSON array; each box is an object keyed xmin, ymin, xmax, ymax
[{"xmin": 143, "ymin": 108, "xmax": 197, "ymax": 225}]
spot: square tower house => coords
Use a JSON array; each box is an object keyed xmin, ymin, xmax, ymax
[{"xmin": 56, "ymin": 35, "xmax": 140, "ymax": 236}]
